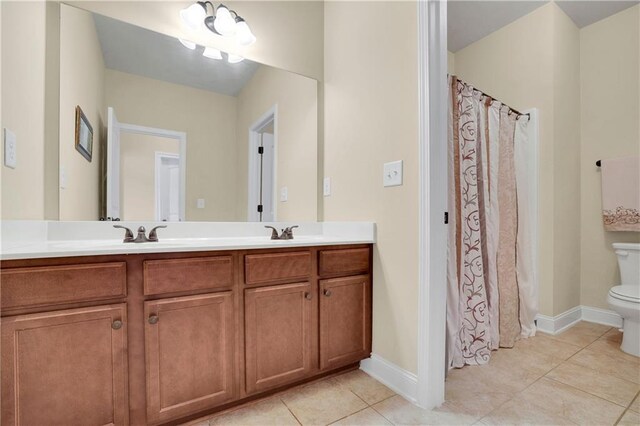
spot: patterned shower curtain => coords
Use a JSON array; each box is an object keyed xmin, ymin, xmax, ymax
[{"xmin": 446, "ymin": 76, "xmax": 537, "ymax": 369}]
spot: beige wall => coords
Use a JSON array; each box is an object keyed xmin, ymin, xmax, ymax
[
  {"xmin": 1, "ymin": 1, "xmax": 47, "ymax": 219},
  {"xmin": 105, "ymin": 69, "xmax": 239, "ymax": 221},
  {"xmin": 236, "ymin": 65, "xmax": 318, "ymax": 222},
  {"xmin": 59, "ymin": 4, "xmax": 105, "ymax": 221},
  {"xmin": 454, "ymin": 4, "xmax": 559, "ymax": 315},
  {"xmin": 324, "ymin": 1, "xmax": 419, "ymax": 373},
  {"xmin": 67, "ymin": 1, "xmax": 324, "ymax": 81},
  {"xmin": 580, "ymin": 5, "xmax": 640, "ymax": 309},
  {"xmin": 120, "ymin": 133, "xmax": 179, "ymax": 221}
]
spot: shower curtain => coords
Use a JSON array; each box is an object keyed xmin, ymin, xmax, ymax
[{"xmin": 446, "ymin": 76, "xmax": 537, "ymax": 368}]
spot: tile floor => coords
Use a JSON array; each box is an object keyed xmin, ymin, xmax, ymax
[{"xmin": 189, "ymin": 321, "xmax": 640, "ymax": 425}]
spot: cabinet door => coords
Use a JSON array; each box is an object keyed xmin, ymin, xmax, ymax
[
  {"xmin": 245, "ymin": 282, "xmax": 315, "ymax": 394},
  {"xmin": 320, "ymin": 276, "xmax": 372, "ymax": 370},
  {"xmin": 1, "ymin": 304, "xmax": 128, "ymax": 426},
  {"xmin": 145, "ymin": 292, "xmax": 235, "ymax": 424}
]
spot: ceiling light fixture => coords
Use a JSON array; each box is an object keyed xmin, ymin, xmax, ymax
[
  {"xmin": 203, "ymin": 46, "xmax": 223, "ymax": 60},
  {"xmin": 178, "ymin": 38, "xmax": 197, "ymax": 50},
  {"xmin": 179, "ymin": 2, "xmax": 256, "ymax": 46},
  {"xmin": 226, "ymin": 53, "xmax": 244, "ymax": 64}
]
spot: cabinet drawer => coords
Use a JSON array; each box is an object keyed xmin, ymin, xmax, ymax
[
  {"xmin": 143, "ymin": 256, "xmax": 233, "ymax": 296},
  {"xmin": 244, "ymin": 252, "xmax": 311, "ymax": 285},
  {"xmin": 1, "ymin": 262, "xmax": 127, "ymax": 310},
  {"xmin": 319, "ymin": 248, "xmax": 370, "ymax": 277}
]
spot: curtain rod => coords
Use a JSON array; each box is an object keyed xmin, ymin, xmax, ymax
[{"xmin": 449, "ymin": 74, "xmax": 531, "ymax": 120}]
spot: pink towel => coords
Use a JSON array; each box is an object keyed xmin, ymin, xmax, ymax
[{"xmin": 601, "ymin": 156, "xmax": 640, "ymax": 232}]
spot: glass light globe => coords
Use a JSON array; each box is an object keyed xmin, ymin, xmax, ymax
[
  {"xmin": 227, "ymin": 53, "xmax": 244, "ymax": 64},
  {"xmin": 180, "ymin": 3, "xmax": 206, "ymax": 30},
  {"xmin": 235, "ymin": 19, "xmax": 256, "ymax": 46},
  {"xmin": 203, "ymin": 47, "xmax": 223, "ymax": 60},
  {"xmin": 178, "ymin": 38, "xmax": 196, "ymax": 50},
  {"xmin": 214, "ymin": 4, "xmax": 237, "ymax": 36}
]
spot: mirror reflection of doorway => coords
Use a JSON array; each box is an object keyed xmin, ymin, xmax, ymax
[
  {"xmin": 106, "ymin": 107, "xmax": 186, "ymax": 221},
  {"xmin": 248, "ymin": 106, "xmax": 277, "ymax": 222}
]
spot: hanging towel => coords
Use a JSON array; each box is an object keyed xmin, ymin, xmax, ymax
[{"xmin": 601, "ymin": 156, "xmax": 640, "ymax": 232}]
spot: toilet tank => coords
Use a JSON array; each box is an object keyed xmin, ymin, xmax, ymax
[{"xmin": 613, "ymin": 243, "xmax": 640, "ymax": 286}]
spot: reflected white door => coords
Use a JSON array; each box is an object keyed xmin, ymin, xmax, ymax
[
  {"xmin": 260, "ymin": 132, "xmax": 275, "ymax": 222},
  {"xmin": 155, "ymin": 153, "xmax": 180, "ymax": 221},
  {"xmin": 106, "ymin": 107, "xmax": 121, "ymax": 220}
]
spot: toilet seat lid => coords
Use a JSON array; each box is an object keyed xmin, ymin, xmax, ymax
[{"xmin": 610, "ymin": 285, "xmax": 640, "ymax": 303}]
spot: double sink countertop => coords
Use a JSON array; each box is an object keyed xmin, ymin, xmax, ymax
[{"xmin": 0, "ymin": 221, "xmax": 376, "ymax": 260}]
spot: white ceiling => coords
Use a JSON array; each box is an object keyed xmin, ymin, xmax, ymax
[
  {"xmin": 448, "ymin": 0, "xmax": 640, "ymax": 52},
  {"xmin": 93, "ymin": 14, "xmax": 260, "ymax": 97}
]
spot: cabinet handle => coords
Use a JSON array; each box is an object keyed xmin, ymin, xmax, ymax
[
  {"xmin": 148, "ymin": 315, "xmax": 159, "ymax": 325},
  {"xmin": 323, "ymin": 289, "xmax": 332, "ymax": 297},
  {"xmin": 112, "ymin": 320, "xmax": 123, "ymax": 330},
  {"xmin": 305, "ymin": 292, "xmax": 312, "ymax": 300}
]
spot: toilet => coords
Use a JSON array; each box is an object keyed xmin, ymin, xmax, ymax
[{"xmin": 608, "ymin": 243, "xmax": 640, "ymax": 357}]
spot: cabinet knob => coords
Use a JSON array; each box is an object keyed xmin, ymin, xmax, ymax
[
  {"xmin": 112, "ymin": 320, "xmax": 123, "ymax": 330},
  {"xmin": 323, "ymin": 289, "xmax": 332, "ymax": 297},
  {"xmin": 148, "ymin": 315, "xmax": 159, "ymax": 325},
  {"xmin": 305, "ymin": 292, "xmax": 312, "ymax": 300}
]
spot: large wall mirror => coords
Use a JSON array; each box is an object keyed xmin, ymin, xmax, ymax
[{"xmin": 58, "ymin": 4, "xmax": 318, "ymax": 222}]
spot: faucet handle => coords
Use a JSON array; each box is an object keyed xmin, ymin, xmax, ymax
[
  {"xmin": 282, "ymin": 225, "xmax": 299, "ymax": 240},
  {"xmin": 265, "ymin": 226, "xmax": 280, "ymax": 240},
  {"xmin": 148, "ymin": 225, "xmax": 167, "ymax": 242},
  {"xmin": 113, "ymin": 225, "xmax": 134, "ymax": 243}
]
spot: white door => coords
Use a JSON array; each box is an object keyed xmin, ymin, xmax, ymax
[
  {"xmin": 106, "ymin": 107, "xmax": 121, "ymax": 220},
  {"xmin": 155, "ymin": 154, "xmax": 180, "ymax": 221},
  {"xmin": 260, "ymin": 132, "xmax": 275, "ymax": 222}
]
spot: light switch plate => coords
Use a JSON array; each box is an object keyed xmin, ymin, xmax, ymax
[
  {"xmin": 383, "ymin": 160, "xmax": 403, "ymax": 187},
  {"xmin": 4, "ymin": 128, "xmax": 17, "ymax": 169},
  {"xmin": 323, "ymin": 177, "xmax": 331, "ymax": 196},
  {"xmin": 196, "ymin": 198, "xmax": 205, "ymax": 209},
  {"xmin": 280, "ymin": 186, "xmax": 288, "ymax": 202},
  {"xmin": 60, "ymin": 167, "xmax": 67, "ymax": 189}
]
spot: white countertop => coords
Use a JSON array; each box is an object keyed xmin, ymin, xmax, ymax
[{"xmin": 0, "ymin": 221, "xmax": 375, "ymax": 260}]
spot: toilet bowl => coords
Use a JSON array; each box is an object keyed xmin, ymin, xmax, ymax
[{"xmin": 608, "ymin": 243, "xmax": 640, "ymax": 357}]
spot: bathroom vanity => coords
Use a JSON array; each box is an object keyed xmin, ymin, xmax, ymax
[{"xmin": 0, "ymin": 222, "xmax": 374, "ymax": 426}]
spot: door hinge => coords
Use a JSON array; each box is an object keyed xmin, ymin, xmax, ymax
[
  {"xmin": 444, "ymin": 212, "xmax": 449, "ymax": 224},
  {"xmin": 258, "ymin": 146, "xmax": 264, "ymax": 155},
  {"xmin": 257, "ymin": 204, "xmax": 263, "ymax": 213}
]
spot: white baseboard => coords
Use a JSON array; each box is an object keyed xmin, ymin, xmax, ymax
[
  {"xmin": 536, "ymin": 305, "xmax": 622, "ymax": 335},
  {"xmin": 360, "ymin": 354, "xmax": 418, "ymax": 403}
]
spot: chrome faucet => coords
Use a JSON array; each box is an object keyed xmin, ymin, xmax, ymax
[
  {"xmin": 265, "ymin": 225, "xmax": 299, "ymax": 240},
  {"xmin": 114, "ymin": 225, "xmax": 167, "ymax": 243}
]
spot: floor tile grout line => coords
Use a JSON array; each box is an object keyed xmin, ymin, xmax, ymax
[
  {"xmin": 613, "ymin": 389, "xmax": 640, "ymax": 425},
  {"xmin": 326, "ymin": 406, "xmax": 371, "ymax": 425},
  {"xmin": 369, "ymin": 398, "xmax": 399, "ymax": 425},
  {"xmin": 279, "ymin": 396, "xmax": 304, "ymax": 426},
  {"xmin": 559, "ymin": 356, "xmax": 640, "ymax": 388},
  {"xmin": 543, "ymin": 375, "xmax": 632, "ymax": 409}
]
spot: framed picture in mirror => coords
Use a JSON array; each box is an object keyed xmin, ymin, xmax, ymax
[{"xmin": 75, "ymin": 105, "xmax": 93, "ymax": 162}]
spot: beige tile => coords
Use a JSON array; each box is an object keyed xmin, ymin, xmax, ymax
[
  {"xmin": 372, "ymin": 395, "xmax": 476, "ymax": 425},
  {"xmin": 600, "ymin": 328, "xmax": 623, "ymax": 344},
  {"xmin": 546, "ymin": 361, "xmax": 640, "ymax": 406},
  {"xmin": 618, "ymin": 410, "xmax": 640, "ymax": 426},
  {"xmin": 587, "ymin": 338, "xmax": 640, "ymax": 364},
  {"xmin": 281, "ymin": 379, "xmax": 367, "ymax": 425},
  {"xmin": 484, "ymin": 345, "xmax": 564, "ymax": 382},
  {"xmin": 478, "ymin": 395, "xmax": 575, "ymax": 425},
  {"xmin": 332, "ymin": 370, "xmax": 396, "ymax": 405},
  {"xmin": 569, "ymin": 348, "xmax": 640, "ymax": 384},
  {"xmin": 331, "ymin": 408, "xmax": 392, "ymax": 426},
  {"xmin": 518, "ymin": 377, "xmax": 624, "ymax": 425},
  {"xmin": 548, "ymin": 321, "xmax": 611, "ymax": 347},
  {"xmin": 515, "ymin": 333, "xmax": 582, "ymax": 360},
  {"xmin": 630, "ymin": 394, "xmax": 640, "ymax": 413},
  {"xmin": 209, "ymin": 397, "xmax": 299, "ymax": 426}
]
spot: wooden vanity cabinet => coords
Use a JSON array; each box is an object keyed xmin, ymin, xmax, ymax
[
  {"xmin": 0, "ymin": 244, "xmax": 372, "ymax": 426},
  {"xmin": 144, "ymin": 292, "xmax": 236, "ymax": 424},
  {"xmin": 1, "ymin": 304, "xmax": 128, "ymax": 426}
]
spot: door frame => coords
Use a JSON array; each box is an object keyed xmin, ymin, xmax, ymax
[
  {"xmin": 117, "ymin": 122, "xmax": 187, "ymax": 221},
  {"xmin": 417, "ymin": 0, "xmax": 448, "ymax": 410},
  {"xmin": 154, "ymin": 151, "xmax": 181, "ymax": 222},
  {"xmin": 247, "ymin": 104, "xmax": 278, "ymax": 222}
]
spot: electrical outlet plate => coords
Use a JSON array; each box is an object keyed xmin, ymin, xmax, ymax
[
  {"xmin": 196, "ymin": 198, "xmax": 205, "ymax": 209},
  {"xmin": 323, "ymin": 177, "xmax": 331, "ymax": 196},
  {"xmin": 383, "ymin": 160, "xmax": 403, "ymax": 187},
  {"xmin": 280, "ymin": 186, "xmax": 288, "ymax": 202},
  {"xmin": 4, "ymin": 128, "xmax": 17, "ymax": 169}
]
